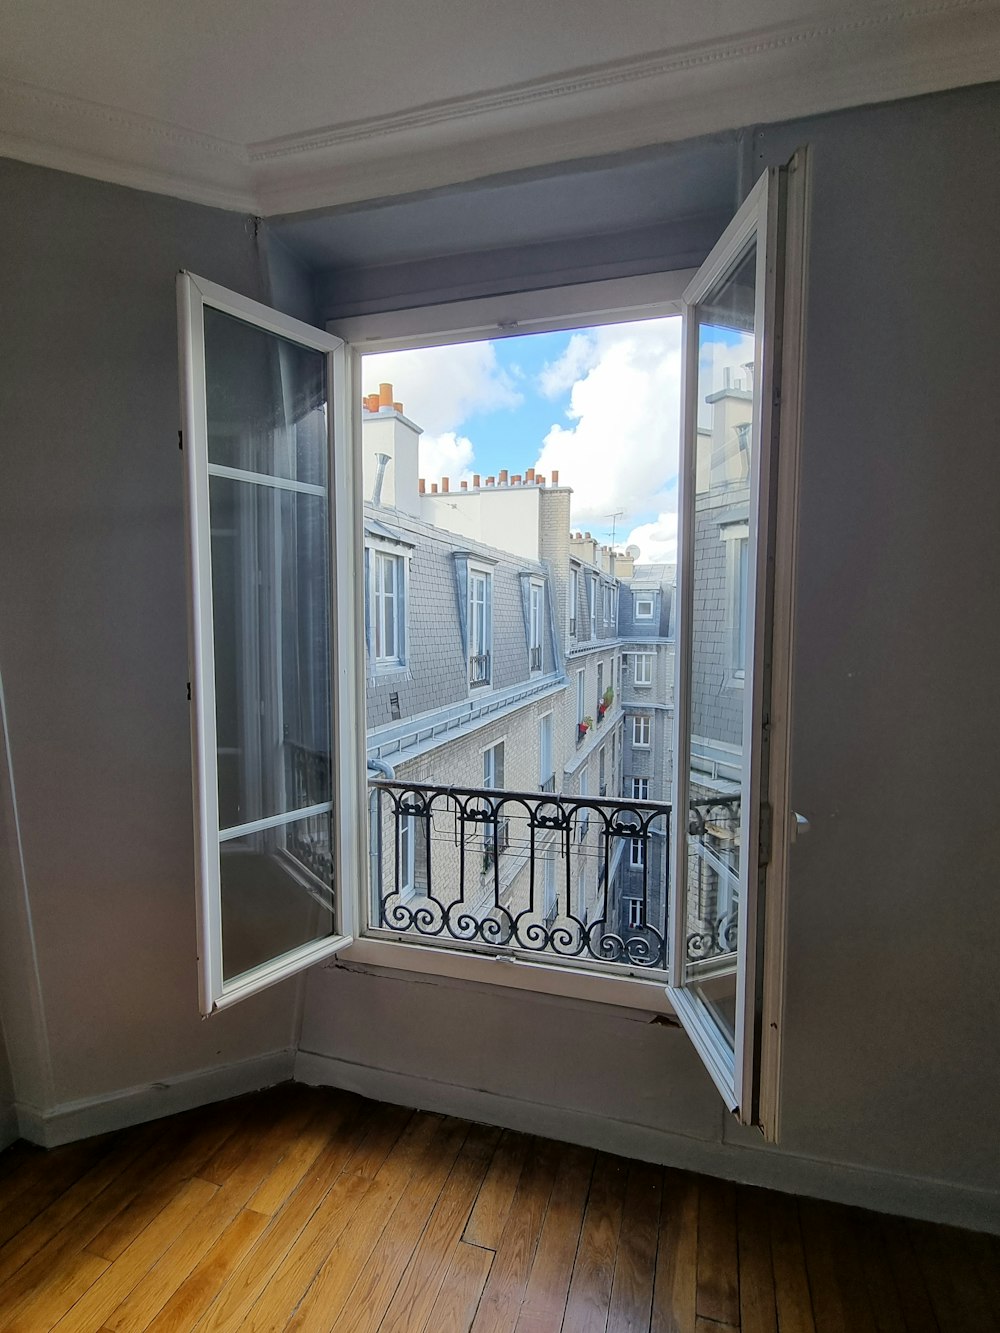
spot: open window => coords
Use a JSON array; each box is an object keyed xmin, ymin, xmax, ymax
[
  {"xmin": 178, "ymin": 273, "xmax": 359, "ymax": 1013},
  {"xmin": 668, "ymin": 157, "xmax": 805, "ymax": 1133}
]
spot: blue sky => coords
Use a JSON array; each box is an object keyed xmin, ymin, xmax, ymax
[{"xmin": 362, "ymin": 315, "xmax": 752, "ymax": 562}]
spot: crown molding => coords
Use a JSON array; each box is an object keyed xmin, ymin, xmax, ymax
[{"xmin": 1, "ymin": 1, "xmax": 998, "ymax": 217}]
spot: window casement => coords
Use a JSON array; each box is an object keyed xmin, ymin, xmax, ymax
[
  {"xmin": 539, "ymin": 712, "xmax": 554, "ymax": 791},
  {"xmin": 633, "ymin": 652, "xmax": 653, "ymax": 686},
  {"xmin": 576, "ymin": 667, "xmax": 587, "ymax": 727},
  {"xmin": 528, "ymin": 579, "xmax": 544, "ymax": 672},
  {"xmin": 482, "ymin": 740, "xmax": 509, "ymax": 864},
  {"xmin": 569, "ymin": 566, "xmax": 579, "ymax": 637},
  {"xmin": 468, "ymin": 566, "xmax": 493, "ymax": 688},
  {"xmin": 181, "ymin": 152, "xmax": 803, "ymax": 1134},
  {"xmin": 627, "ymin": 897, "xmax": 644, "ymax": 928},
  {"xmin": 632, "ymin": 777, "xmax": 649, "ymax": 801},
  {"xmin": 397, "ymin": 813, "xmax": 428, "ymax": 900},
  {"xmin": 368, "ymin": 546, "xmax": 407, "ymax": 668},
  {"xmin": 629, "ymin": 838, "xmax": 645, "ymax": 870},
  {"xmin": 632, "ymin": 715, "xmax": 651, "ymax": 748}
]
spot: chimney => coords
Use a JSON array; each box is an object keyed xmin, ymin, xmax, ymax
[
  {"xmin": 499, "ymin": 469, "xmax": 508, "ymax": 484},
  {"xmin": 551, "ymin": 470, "xmax": 560, "ymax": 484},
  {"xmin": 473, "ymin": 474, "xmax": 481, "ymax": 487},
  {"xmin": 512, "ymin": 474, "xmax": 521, "ymax": 485},
  {"xmin": 431, "ymin": 483, "xmax": 438, "ymax": 493},
  {"xmin": 441, "ymin": 477, "xmax": 449, "ymax": 493},
  {"xmin": 363, "ymin": 383, "xmax": 423, "ymax": 515},
  {"xmin": 461, "ymin": 480, "xmax": 468, "ymax": 490},
  {"xmin": 486, "ymin": 476, "xmax": 495, "ymax": 486},
  {"xmin": 526, "ymin": 468, "xmax": 535, "ymax": 482},
  {"xmin": 418, "ymin": 478, "xmax": 425, "ymax": 494}
]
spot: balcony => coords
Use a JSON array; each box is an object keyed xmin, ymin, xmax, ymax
[
  {"xmin": 529, "ymin": 645, "xmax": 542, "ymax": 671},
  {"xmin": 469, "ymin": 652, "xmax": 491, "ymax": 687},
  {"xmin": 369, "ymin": 780, "xmax": 672, "ymax": 971}
]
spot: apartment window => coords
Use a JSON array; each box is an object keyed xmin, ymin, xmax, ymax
[
  {"xmin": 634, "ymin": 595, "xmax": 654, "ymax": 620},
  {"xmin": 627, "ymin": 898, "xmax": 644, "ymax": 927},
  {"xmin": 483, "ymin": 740, "xmax": 509, "ymax": 863},
  {"xmin": 539, "ymin": 713, "xmax": 554, "ymax": 791},
  {"xmin": 397, "ymin": 814, "xmax": 428, "ymax": 899},
  {"xmin": 578, "ymin": 768, "xmax": 590, "ymax": 841},
  {"xmin": 629, "ymin": 838, "xmax": 645, "ymax": 869},
  {"xmin": 633, "ymin": 652, "xmax": 653, "ymax": 686},
  {"xmin": 599, "ymin": 746, "xmax": 606, "ymax": 796},
  {"xmin": 528, "ymin": 580, "xmax": 544, "ymax": 672},
  {"xmin": 632, "ymin": 777, "xmax": 649, "ymax": 801},
  {"xmin": 590, "ymin": 574, "xmax": 598, "ymax": 637},
  {"xmin": 468, "ymin": 567, "xmax": 492, "ymax": 687},
  {"xmin": 569, "ymin": 566, "xmax": 578, "ymax": 636},
  {"xmin": 483, "ymin": 740, "xmax": 505, "ymax": 790},
  {"xmin": 576, "ymin": 668, "xmax": 586, "ymax": 726},
  {"xmin": 632, "ymin": 715, "xmax": 651, "ymax": 748},
  {"xmin": 542, "ymin": 852, "xmax": 557, "ymax": 922},
  {"xmin": 370, "ymin": 549, "xmax": 405, "ymax": 666},
  {"xmin": 721, "ymin": 523, "xmax": 750, "ymax": 683},
  {"xmin": 596, "ymin": 660, "xmax": 604, "ymax": 712},
  {"xmin": 602, "ymin": 583, "xmax": 612, "ymax": 625}
]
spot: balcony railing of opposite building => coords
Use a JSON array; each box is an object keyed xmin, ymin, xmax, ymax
[
  {"xmin": 469, "ymin": 652, "xmax": 490, "ymax": 687},
  {"xmin": 529, "ymin": 645, "xmax": 542, "ymax": 670},
  {"xmin": 540, "ymin": 774, "xmax": 556, "ymax": 793}
]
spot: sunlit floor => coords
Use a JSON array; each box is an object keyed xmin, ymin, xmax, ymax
[{"xmin": 0, "ymin": 1082, "xmax": 996, "ymax": 1331}]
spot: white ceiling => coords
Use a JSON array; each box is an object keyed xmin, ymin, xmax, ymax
[{"xmin": 1, "ymin": 0, "xmax": 998, "ymax": 216}]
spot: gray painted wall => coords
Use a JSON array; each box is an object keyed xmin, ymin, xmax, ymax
[
  {"xmin": 0, "ymin": 160, "xmax": 309, "ymax": 1127},
  {"xmin": 299, "ymin": 83, "xmax": 1000, "ymax": 1229}
]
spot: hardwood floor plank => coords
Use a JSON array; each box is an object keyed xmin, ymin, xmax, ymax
[
  {"xmin": 101, "ymin": 1094, "xmax": 323, "ymax": 1332},
  {"xmin": 562, "ymin": 1151, "xmax": 628, "ymax": 1333},
  {"xmin": 736, "ymin": 1185, "xmax": 777, "ymax": 1333},
  {"xmin": 144, "ymin": 1207, "xmax": 270, "ymax": 1331},
  {"xmin": 765, "ymin": 1193, "xmax": 815, "ymax": 1333},
  {"xmin": 244, "ymin": 1099, "xmax": 342, "ymax": 1217},
  {"xmin": 0, "ymin": 1138, "xmax": 108, "ymax": 1245},
  {"xmin": 274, "ymin": 1112, "xmax": 447, "ymax": 1332},
  {"xmin": 45, "ymin": 1176, "xmax": 220, "ymax": 1332},
  {"xmin": 651, "ymin": 1169, "xmax": 698, "ymax": 1333},
  {"xmin": 426, "ymin": 1240, "xmax": 495, "ymax": 1333},
  {"xmin": 696, "ymin": 1176, "xmax": 739, "ymax": 1327},
  {"xmin": 190, "ymin": 1097, "xmax": 379, "ymax": 1333},
  {"xmin": 336, "ymin": 1117, "xmax": 472, "ymax": 1333},
  {"xmin": 607, "ymin": 1161, "xmax": 662, "ymax": 1333},
  {"xmin": 464, "ymin": 1129, "xmax": 530, "ymax": 1249},
  {"xmin": 876, "ymin": 1215, "xmax": 938, "ymax": 1333},
  {"xmin": 800, "ymin": 1198, "xmax": 878, "ymax": 1333},
  {"xmin": 850, "ymin": 1208, "xmax": 909, "ymax": 1333},
  {"xmin": 514, "ymin": 1144, "xmax": 594, "ymax": 1333},
  {"xmin": 908, "ymin": 1218, "xmax": 998, "ymax": 1333},
  {"xmin": 470, "ymin": 1137, "xmax": 560, "ymax": 1333},
  {"xmin": 5, "ymin": 1249, "xmax": 110, "ymax": 1332},
  {"xmin": 378, "ymin": 1122, "xmax": 503, "ymax": 1333}
]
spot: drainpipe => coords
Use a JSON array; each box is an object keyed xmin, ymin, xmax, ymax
[{"xmin": 371, "ymin": 453, "xmax": 391, "ymax": 507}]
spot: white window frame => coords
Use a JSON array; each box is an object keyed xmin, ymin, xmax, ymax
[
  {"xmin": 368, "ymin": 542, "xmax": 408, "ymax": 669},
  {"xmin": 634, "ymin": 595, "xmax": 654, "ymax": 620},
  {"xmin": 633, "ymin": 652, "xmax": 653, "ymax": 686},
  {"xmin": 569, "ymin": 566, "xmax": 579, "ymax": 636},
  {"xmin": 178, "ymin": 272, "xmax": 359, "ymax": 1015},
  {"xmin": 721, "ymin": 522, "xmax": 750, "ymax": 685},
  {"xmin": 632, "ymin": 777, "xmax": 649, "ymax": 801},
  {"xmin": 629, "ymin": 838, "xmax": 644, "ymax": 868},
  {"xmin": 576, "ymin": 667, "xmax": 587, "ymax": 726},
  {"xmin": 528, "ymin": 578, "xmax": 544, "ymax": 672},
  {"xmin": 590, "ymin": 574, "xmax": 598, "ymax": 637},
  {"xmin": 327, "ymin": 268, "xmax": 753, "ymax": 1017},
  {"xmin": 539, "ymin": 711, "xmax": 554, "ymax": 790},
  {"xmin": 468, "ymin": 563, "xmax": 493, "ymax": 688},
  {"xmin": 627, "ymin": 898, "xmax": 644, "ymax": 928},
  {"xmin": 632, "ymin": 715, "xmax": 651, "ymax": 748}
]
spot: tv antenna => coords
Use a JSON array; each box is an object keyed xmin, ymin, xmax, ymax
[{"xmin": 604, "ymin": 509, "xmax": 625, "ymax": 548}]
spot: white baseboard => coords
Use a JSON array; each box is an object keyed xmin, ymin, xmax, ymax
[
  {"xmin": 294, "ymin": 1050, "xmax": 1000, "ymax": 1236},
  {"xmin": 15, "ymin": 1047, "xmax": 296, "ymax": 1148},
  {"xmin": 0, "ymin": 1101, "xmax": 18, "ymax": 1152}
]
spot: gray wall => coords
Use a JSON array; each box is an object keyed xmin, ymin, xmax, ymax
[
  {"xmin": 299, "ymin": 83, "xmax": 1000, "ymax": 1229},
  {"xmin": 0, "ymin": 160, "xmax": 308, "ymax": 1126}
]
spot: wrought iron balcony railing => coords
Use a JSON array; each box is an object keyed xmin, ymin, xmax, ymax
[
  {"xmin": 469, "ymin": 652, "xmax": 491, "ymax": 686},
  {"xmin": 369, "ymin": 780, "xmax": 672, "ymax": 971},
  {"xmin": 529, "ymin": 645, "xmax": 542, "ymax": 670}
]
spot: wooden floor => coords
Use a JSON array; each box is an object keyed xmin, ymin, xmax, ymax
[{"xmin": 0, "ymin": 1084, "xmax": 996, "ymax": 1332}]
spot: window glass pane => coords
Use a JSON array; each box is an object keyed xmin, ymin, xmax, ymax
[
  {"xmin": 683, "ymin": 240, "xmax": 757, "ymax": 1045},
  {"xmin": 204, "ymin": 307, "xmax": 327, "ymax": 485},
  {"xmin": 219, "ymin": 809, "xmax": 334, "ymax": 982},
  {"xmin": 210, "ymin": 477, "xmax": 331, "ymax": 829}
]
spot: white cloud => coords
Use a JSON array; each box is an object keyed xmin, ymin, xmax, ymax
[
  {"xmin": 538, "ymin": 333, "xmax": 600, "ymax": 399},
  {"xmin": 362, "ymin": 342, "xmax": 522, "ymax": 437},
  {"xmin": 624, "ymin": 511, "xmax": 678, "ymax": 565},
  {"xmin": 533, "ymin": 317, "xmax": 682, "ymax": 527},
  {"xmin": 417, "ymin": 432, "xmax": 475, "ymax": 485}
]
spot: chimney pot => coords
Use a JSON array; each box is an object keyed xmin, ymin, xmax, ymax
[
  {"xmin": 551, "ymin": 469, "xmax": 560, "ymax": 484},
  {"xmin": 486, "ymin": 476, "xmax": 495, "ymax": 486},
  {"xmin": 379, "ymin": 382, "xmax": 393, "ymax": 407},
  {"xmin": 526, "ymin": 467, "xmax": 535, "ymax": 481},
  {"xmin": 393, "ymin": 401, "xmax": 403, "ymax": 413},
  {"xmin": 418, "ymin": 478, "xmax": 426, "ymax": 494},
  {"xmin": 461, "ymin": 480, "xmax": 468, "ymax": 490},
  {"xmin": 499, "ymin": 469, "xmax": 508, "ymax": 484},
  {"xmin": 431, "ymin": 483, "xmax": 438, "ymax": 493},
  {"xmin": 473, "ymin": 473, "xmax": 481, "ymax": 487},
  {"xmin": 512, "ymin": 474, "xmax": 521, "ymax": 485},
  {"xmin": 441, "ymin": 477, "xmax": 449, "ymax": 492},
  {"xmin": 536, "ymin": 475, "xmax": 543, "ymax": 485}
]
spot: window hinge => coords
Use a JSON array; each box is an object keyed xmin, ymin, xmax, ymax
[
  {"xmin": 178, "ymin": 430, "xmax": 184, "ymax": 451},
  {"xmin": 759, "ymin": 801, "xmax": 773, "ymax": 867}
]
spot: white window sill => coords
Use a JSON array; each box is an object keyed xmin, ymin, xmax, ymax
[{"xmin": 336, "ymin": 935, "xmax": 675, "ymax": 1014}]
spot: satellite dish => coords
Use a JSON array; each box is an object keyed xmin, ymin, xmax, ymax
[{"xmin": 625, "ymin": 544, "xmax": 640, "ymax": 559}]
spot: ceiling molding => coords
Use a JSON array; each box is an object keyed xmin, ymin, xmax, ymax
[{"xmin": 1, "ymin": 1, "xmax": 998, "ymax": 217}]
